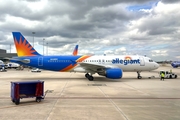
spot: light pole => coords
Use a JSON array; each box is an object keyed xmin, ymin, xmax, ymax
[
  {"xmin": 46, "ymin": 42, "xmax": 48, "ymax": 55},
  {"xmin": 43, "ymin": 38, "xmax": 45, "ymax": 55},
  {"xmin": 32, "ymin": 32, "xmax": 35, "ymax": 47},
  {"xmin": 10, "ymin": 44, "xmax": 11, "ymax": 53}
]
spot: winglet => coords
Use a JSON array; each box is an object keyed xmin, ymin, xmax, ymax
[
  {"xmin": 73, "ymin": 45, "xmax": 78, "ymax": 56},
  {"xmin": 12, "ymin": 32, "xmax": 41, "ymax": 57}
]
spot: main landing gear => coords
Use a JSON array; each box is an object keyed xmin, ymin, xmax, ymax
[
  {"xmin": 137, "ymin": 71, "xmax": 142, "ymax": 79},
  {"xmin": 85, "ymin": 73, "xmax": 94, "ymax": 81}
]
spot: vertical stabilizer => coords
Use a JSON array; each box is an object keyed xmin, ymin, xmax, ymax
[
  {"xmin": 73, "ymin": 45, "xmax": 78, "ymax": 56},
  {"xmin": 12, "ymin": 32, "xmax": 41, "ymax": 57}
]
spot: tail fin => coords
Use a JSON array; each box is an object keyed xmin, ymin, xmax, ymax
[
  {"xmin": 12, "ymin": 32, "xmax": 41, "ymax": 57},
  {"xmin": 73, "ymin": 45, "xmax": 78, "ymax": 56}
]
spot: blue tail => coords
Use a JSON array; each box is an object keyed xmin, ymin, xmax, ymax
[{"xmin": 73, "ymin": 45, "xmax": 78, "ymax": 56}]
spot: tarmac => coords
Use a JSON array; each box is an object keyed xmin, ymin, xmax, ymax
[{"xmin": 0, "ymin": 64, "xmax": 180, "ymax": 120}]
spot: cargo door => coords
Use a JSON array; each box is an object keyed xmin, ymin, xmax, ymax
[{"xmin": 38, "ymin": 57, "xmax": 43, "ymax": 66}]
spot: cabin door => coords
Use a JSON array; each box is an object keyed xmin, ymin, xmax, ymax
[
  {"xmin": 38, "ymin": 57, "xmax": 43, "ymax": 66},
  {"xmin": 139, "ymin": 57, "xmax": 145, "ymax": 66}
]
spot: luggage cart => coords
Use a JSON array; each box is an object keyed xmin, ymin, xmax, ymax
[{"xmin": 11, "ymin": 80, "xmax": 44, "ymax": 105}]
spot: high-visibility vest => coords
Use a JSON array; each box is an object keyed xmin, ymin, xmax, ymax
[{"xmin": 161, "ymin": 73, "xmax": 165, "ymax": 77}]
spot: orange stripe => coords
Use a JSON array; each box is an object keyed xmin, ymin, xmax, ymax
[
  {"xmin": 60, "ymin": 64, "xmax": 77, "ymax": 72},
  {"xmin": 73, "ymin": 50, "xmax": 78, "ymax": 56},
  {"xmin": 60, "ymin": 55, "xmax": 91, "ymax": 72},
  {"xmin": 76, "ymin": 55, "xmax": 91, "ymax": 62}
]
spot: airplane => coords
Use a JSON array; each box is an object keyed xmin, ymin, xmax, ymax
[
  {"xmin": 171, "ymin": 61, "xmax": 180, "ymax": 68},
  {"xmin": 10, "ymin": 32, "xmax": 159, "ymax": 81}
]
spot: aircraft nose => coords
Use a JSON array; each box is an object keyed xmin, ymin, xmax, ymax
[{"xmin": 155, "ymin": 63, "xmax": 159, "ymax": 69}]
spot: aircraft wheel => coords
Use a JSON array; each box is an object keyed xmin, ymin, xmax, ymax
[
  {"xmin": 138, "ymin": 76, "xmax": 142, "ymax": 79},
  {"xmin": 88, "ymin": 76, "xmax": 94, "ymax": 81},
  {"xmin": 85, "ymin": 73, "xmax": 89, "ymax": 78}
]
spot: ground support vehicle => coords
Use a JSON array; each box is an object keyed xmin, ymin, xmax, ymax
[
  {"xmin": 11, "ymin": 80, "xmax": 44, "ymax": 105},
  {"xmin": 31, "ymin": 68, "xmax": 41, "ymax": 72},
  {"xmin": 159, "ymin": 70, "xmax": 177, "ymax": 79}
]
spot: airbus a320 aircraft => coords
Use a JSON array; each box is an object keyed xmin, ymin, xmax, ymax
[{"xmin": 10, "ymin": 32, "xmax": 159, "ymax": 81}]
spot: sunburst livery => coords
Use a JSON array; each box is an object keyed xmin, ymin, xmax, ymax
[
  {"xmin": 13, "ymin": 32, "xmax": 40, "ymax": 57},
  {"xmin": 125, "ymin": 56, "xmax": 132, "ymax": 60}
]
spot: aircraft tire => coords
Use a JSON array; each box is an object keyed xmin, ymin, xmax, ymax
[
  {"xmin": 138, "ymin": 76, "xmax": 142, "ymax": 79},
  {"xmin": 85, "ymin": 73, "xmax": 89, "ymax": 78},
  {"xmin": 88, "ymin": 76, "xmax": 94, "ymax": 81}
]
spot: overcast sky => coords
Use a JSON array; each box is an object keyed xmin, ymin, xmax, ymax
[{"xmin": 0, "ymin": 0, "xmax": 180, "ymax": 61}]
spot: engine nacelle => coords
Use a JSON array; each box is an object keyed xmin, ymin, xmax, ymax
[{"xmin": 98, "ymin": 68, "xmax": 123, "ymax": 79}]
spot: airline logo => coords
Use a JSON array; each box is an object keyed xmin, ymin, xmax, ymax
[
  {"xmin": 12, "ymin": 32, "xmax": 40, "ymax": 57},
  {"xmin": 112, "ymin": 56, "xmax": 140, "ymax": 65}
]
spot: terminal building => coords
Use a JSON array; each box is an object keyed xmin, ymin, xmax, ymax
[{"xmin": 0, "ymin": 49, "xmax": 17, "ymax": 61}]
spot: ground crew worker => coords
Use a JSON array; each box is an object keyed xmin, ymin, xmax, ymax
[{"xmin": 161, "ymin": 72, "xmax": 165, "ymax": 81}]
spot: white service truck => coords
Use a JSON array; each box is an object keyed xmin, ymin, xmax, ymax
[{"xmin": 159, "ymin": 70, "xmax": 177, "ymax": 79}]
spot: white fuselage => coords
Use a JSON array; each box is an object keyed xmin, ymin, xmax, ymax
[{"xmin": 75, "ymin": 55, "xmax": 159, "ymax": 72}]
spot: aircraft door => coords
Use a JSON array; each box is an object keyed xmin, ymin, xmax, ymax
[
  {"xmin": 38, "ymin": 57, "xmax": 43, "ymax": 66},
  {"xmin": 139, "ymin": 57, "xmax": 145, "ymax": 66}
]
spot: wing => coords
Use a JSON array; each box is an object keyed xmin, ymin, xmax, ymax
[
  {"xmin": 6, "ymin": 57, "xmax": 30, "ymax": 64},
  {"xmin": 78, "ymin": 62, "xmax": 118, "ymax": 73}
]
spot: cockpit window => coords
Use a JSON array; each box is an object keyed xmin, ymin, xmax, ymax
[{"xmin": 149, "ymin": 60, "xmax": 153, "ymax": 62}]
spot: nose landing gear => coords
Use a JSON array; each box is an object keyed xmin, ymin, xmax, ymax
[{"xmin": 137, "ymin": 71, "xmax": 142, "ymax": 79}]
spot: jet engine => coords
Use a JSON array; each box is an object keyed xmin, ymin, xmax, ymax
[{"xmin": 97, "ymin": 68, "xmax": 123, "ymax": 79}]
